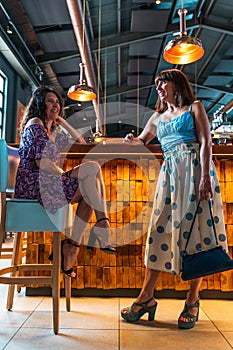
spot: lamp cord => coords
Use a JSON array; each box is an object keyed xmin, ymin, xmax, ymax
[
  {"xmin": 82, "ymin": 0, "xmax": 85, "ymax": 54},
  {"xmin": 97, "ymin": 0, "xmax": 101, "ymax": 111},
  {"xmin": 137, "ymin": 56, "xmax": 140, "ymax": 136},
  {"xmin": 104, "ymin": 48, "xmax": 107, "ymax": 136}
]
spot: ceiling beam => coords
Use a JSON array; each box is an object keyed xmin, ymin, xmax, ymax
[
  {"xmin": 0, "ymin": 24, "xmax": 38, "ymax": 87},
  {"xmin": 36, "ymin": 17, "xmax": 233, "ymax": 66},
  {"xmin": 103, "ymin": 83, "xmax": 233, "ymax": 99}
]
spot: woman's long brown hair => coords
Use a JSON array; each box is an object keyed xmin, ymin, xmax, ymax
[{"xmin": 155, "ymin": 69, "xmax": 196, "ymax": 113}]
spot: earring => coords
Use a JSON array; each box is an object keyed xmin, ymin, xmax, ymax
[{"xmin": 174, "ymin": 91, "xmax": 180, "ymax": 107}]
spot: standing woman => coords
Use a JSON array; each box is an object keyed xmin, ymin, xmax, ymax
[
  {"xmin": 15, "ymin": 86, "xmax": 116, "ymax": 279},
  {"xmin": 121, "ymin": 69, "xmax": 227, "ymax": 329}
]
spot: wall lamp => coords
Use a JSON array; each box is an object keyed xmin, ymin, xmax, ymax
[{"xmin": 6, "ymin": 21, "xmax": 13, "ymax": 35}]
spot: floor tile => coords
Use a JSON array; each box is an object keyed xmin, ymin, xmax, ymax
[
  {"xmin": 3, "ymin": 328, "xmax": 118, "ymax": 350},
  {"xmin": 201, "ymin": 299, "xmax": 233, "ymax": 332},
  {"xmin": 24, "ymin": 297, "xmax": 119, "ymax": 330},
  {"xmin": 0, "ymin": 274, "xmax": 233, "ymax": 350},
  {"xmin": 120, "ymin": 330, "xmax": 233, "ymax": 350},
  {"xmin": 0, "ymin": 327, "xmax": 21, "ymax": 350},
  {"xmin": 222, "ymin": 332, "xmax": 233, "ymax": 348},
  {"xmin": 0, "ymin": 309, "xmax": 34, "ymax": 327}
]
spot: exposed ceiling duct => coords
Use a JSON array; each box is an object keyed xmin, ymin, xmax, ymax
[{"xmin": 66, "ymin": 0, "xmax": 102, "ymax": 132}]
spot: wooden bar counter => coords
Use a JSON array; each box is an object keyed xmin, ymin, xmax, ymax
[{"xmin": 25, "ymin": 142, "xmax": 233, "ymax": 295}]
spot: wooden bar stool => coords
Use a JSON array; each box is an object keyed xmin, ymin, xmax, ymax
[{"xmin": 0, "ymin": 139, "xmax": 72, "ymax": 334}]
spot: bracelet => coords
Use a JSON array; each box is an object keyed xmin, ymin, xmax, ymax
[{"xmin": 138, "ymin": 138, "xmax": 145, "ymax": 145}]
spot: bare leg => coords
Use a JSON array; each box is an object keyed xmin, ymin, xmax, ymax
[
  {"xmin": 72, "ymin": 161, "xmax": 108, "ymax": 219},
  {"xmin": 188, "ymin": 278, "xmax": 202, "ymax": 304},
  {"xmin": 121, "ymin": 268, "xmax": 160, "ymax": 314},
  {"xmin": 71, "ymin": 196, "xmax": 94, "ymax": 243},
  {"xmin": 63, "ymin": 161, "xmax": 112, "ymax": 273},
  {"xmin": 179, "ymin": 277, "xmax": 202, "ymax": 323},
  {"xmin": 71, "ymin": 161, "xmax": 112, "ymax": 244},
  {"xmin": 62, "ymin": 198, "xmax": 93, "ymax": 273},
  {"xmin": 137, "ymin": 268, "xmax": 160, "ymax": 301}
]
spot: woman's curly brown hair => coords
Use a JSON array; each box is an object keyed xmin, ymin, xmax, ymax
[{"xmin": 20, "ymin": 86, "xmax": 63, "ymax": 133}]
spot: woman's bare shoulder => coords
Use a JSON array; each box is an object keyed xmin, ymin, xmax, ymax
[
  {"xmin": 192, "ymin": 100, "xmax": 204, "ymax": 111},
  {"xmin": 191, "ymin": 100, "xmax": 208, "ymax": 123},
  {"xmin": 148, "ymin": 111, "xmax": 160, "ymax": 126},
  {"xmin": 26, "ymin": 117, "xmax": 44, "ymax": 128}
]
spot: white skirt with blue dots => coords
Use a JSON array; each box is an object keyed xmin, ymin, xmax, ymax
[{"xmin": 145, "ymin": 143, "xmax": 227, "ymax": 275}]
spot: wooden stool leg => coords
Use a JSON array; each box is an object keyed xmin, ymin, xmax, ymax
[
  {"xmin": 7, "ymin": 232, "xmax": 22, "ymax": 310},
  {"xmin": 52, "ymin": 233, "xmax": 61, "ymax": 334},
  {"xmin": 63, "ymin": 227, "xmax": 72, "ymax": 311},
  {"xmin": 0, "ymin": 193, "xmax": 6, "ymax": 256},
  {"xmin": 65, "ymin": 275, "xmax": 71, "ymax": 311}
]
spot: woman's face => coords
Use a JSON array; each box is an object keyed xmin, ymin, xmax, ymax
[
  {"xmin": 156, "ymin": 79, "xmax": 175, "ymax": 103},
  {"xmin": 44, "ymin": 92, "xmax": 61, "ymax": 121}
]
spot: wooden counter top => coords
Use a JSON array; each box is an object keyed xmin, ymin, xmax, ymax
[
  {"xmin": 9, "ymin": 141, "xmax": 233, "ymax": 158},
  {"xmin": 64, "ymin": 142, "xmax": 233, "ymax": 159}
]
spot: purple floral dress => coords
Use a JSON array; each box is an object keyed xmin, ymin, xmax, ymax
[{"xmin": 15, "ymin": 124, "xmax": 79, "ymax": 213}]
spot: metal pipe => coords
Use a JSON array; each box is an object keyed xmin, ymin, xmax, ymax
[
  {"xmin": 224, "ymin": 99, "xmax": 233, "ymax": 113},
  {"xmin": 66, "ymin": 0, "xmax": 103, "ymax": 132}
]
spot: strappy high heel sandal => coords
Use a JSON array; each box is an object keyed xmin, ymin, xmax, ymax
[
  {"xmin": 48, "ymin": 238, "xmax": 80, "ymax": 278},
  {"xmin": 121, "ymin": 297, "xmax": 157, "ymax": 323},
  {"xmin": 87, "ymin": 218, "xmax": 117, "ymax": 254},
  {"xmin": 178, "ymin": 299, "xmax": 200, "ymax": 329}
]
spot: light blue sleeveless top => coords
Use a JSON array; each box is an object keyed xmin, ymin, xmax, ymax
[{"xmin": 157, "ymin": 105, "xmax": 198, "ymax": 152}]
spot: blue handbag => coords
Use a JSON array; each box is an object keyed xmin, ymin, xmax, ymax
[{"xmin": 181, "ymin": 201, "xmax": 233, "ymax": 281}]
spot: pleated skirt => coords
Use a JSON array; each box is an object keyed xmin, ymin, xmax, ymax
[{"xmin": 145, "ymin": 143, "xmax": 228, "ymax": 275}]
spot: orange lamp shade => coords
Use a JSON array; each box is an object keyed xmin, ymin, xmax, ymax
[
  {"xmin": 67, "ymin": 84, "xmax": 96, "ymax": 102},
  {"xmin": 163, "ymin": 36, "xmax": 204, "ymax": 65}
]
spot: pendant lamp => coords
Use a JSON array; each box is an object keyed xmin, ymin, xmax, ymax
[
  {"xmin": 163, "ymin": 8, "xmax": 204, "ymax": 65},
  {"xmin": 67, "ymin": 63, "xmax": 96, "ymax": 102}
]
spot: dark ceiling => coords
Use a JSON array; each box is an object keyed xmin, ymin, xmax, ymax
[{"xmin": 0, "ymin": 0, "xmax": 233, "ymax": 136}]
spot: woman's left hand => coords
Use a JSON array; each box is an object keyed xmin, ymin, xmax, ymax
[
  {"xmin": 199, "ymin": 175, "xmax": 213, "ymax": 201},
  {"xmin": 54, "ymin": 115, "xmax": 64, "ymax": 126}
]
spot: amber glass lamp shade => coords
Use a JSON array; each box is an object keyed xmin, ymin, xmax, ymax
[
  {"xmin": 67, "ymin": 63, "xmax": 96, "ymax": 102},
  {"xmin": 163, "ymin": 8, "xmax": 204, "ymax": 65},
  {"xmin": 67, "ymin": 84, "xmax": 96, "ymax": 102},
  {"xmin": 163, "ymin": 36, "xmax": 204, "ymax": 65}
]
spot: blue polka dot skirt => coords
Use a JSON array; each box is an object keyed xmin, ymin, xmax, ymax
[{"xmin": 145, "ymin": 143, "xmax": 228, "ymax": 275}]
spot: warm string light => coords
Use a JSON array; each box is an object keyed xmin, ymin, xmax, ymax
[
  {"xmin": 104, "ymin": 48, "xmax": 107, "ymax": 136},
  {"xmin": 194, "ymin": 62, "xmax": 198, "ymax": 98},
  {"xmin": 96, "ymin": 0, "xmax": 102, "ymax": 132},
  {"xmin": 137, "ymin": 55, "xmax": 140, "ymax": 136},
  {"xmin": 194, "ymin": 6, "xmax": 198, "ymax": 98}
]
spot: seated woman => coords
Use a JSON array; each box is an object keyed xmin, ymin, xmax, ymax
[{"xmin": 15, "ymin": 86, "xmax": 117, "ymax": 278}]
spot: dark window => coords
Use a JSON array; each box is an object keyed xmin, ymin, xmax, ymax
[{"xmin": 0, "ymin": 71, "xmax": 7, "ymax": 138}]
